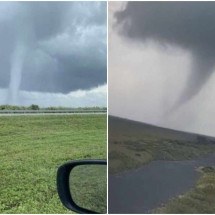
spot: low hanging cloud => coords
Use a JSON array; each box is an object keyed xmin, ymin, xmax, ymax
[
  {"xmin": 0, "ymin": 84, "xmax": 107, "ymax": 107},
  {"xmin": 0, "ymin": 2, "xmax": 106, "ymax": 105},
  {"xmin": 115, "ymin": 2, "xmax": 215, "ymax": 109}
]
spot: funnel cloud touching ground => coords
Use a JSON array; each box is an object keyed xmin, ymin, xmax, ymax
[
  {"xmin": 0, "ymin": 2, "xmax": 106, "ymax": 106},
  {"xmin": 115, "ymin": 2, "xmax": 215, "ymax": 107},
  {"xmin": 109, "ymin": 2, "xmax": 215, "ymax": 136}
]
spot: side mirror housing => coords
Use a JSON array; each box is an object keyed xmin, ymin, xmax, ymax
[{"xmin": 57, "ymin": 159, "xmax": 107, "ymax": 214}]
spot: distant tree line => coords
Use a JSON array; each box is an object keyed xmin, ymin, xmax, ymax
[
  {"xmin": 0, "ymin": 104, "xmax": 39, "ymax": 110},
  {"xmin": 0, "ymin": 104, "xmax": 107, "ymax": 111}
]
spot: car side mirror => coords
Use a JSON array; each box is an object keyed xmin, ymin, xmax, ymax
[{"xmin": 57, "ymin": 160, "xmax": 107, "ymax": 214}]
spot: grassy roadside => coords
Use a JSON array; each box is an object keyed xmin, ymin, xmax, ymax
[
  {"xmin": 109, "ymin": 116, "xmax": 215, "ymax": 174},
  {"xmin": 155, "ymin": 166, "xmax": 215, "ymax": 213},
  {"xmin": 0, "ymin": 114, "xmax": 106, "ymax": 213},
  {"xmin": 109, "ymin": 138, "xmax": 215, "ymax": 174}
]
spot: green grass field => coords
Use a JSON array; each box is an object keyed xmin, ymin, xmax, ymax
[
  {"xmin": 0, "ymin": 114, "xmax": 106, "ymax": 213},
  {"xmin": 155, "ymin": 166, "xmax": 215, "ymax": 213}
]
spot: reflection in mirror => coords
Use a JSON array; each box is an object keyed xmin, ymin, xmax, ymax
[{"xmin": 69, "ymin": 164, "xmax": 107, "ymax": 214}]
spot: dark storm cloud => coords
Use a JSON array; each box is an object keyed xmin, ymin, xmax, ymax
[
  {"xmin": 115, "ymin": 2, "xmax": 215, "ymax": 107},
  {"xmin": 22, "ymin": 49, "xmax": 106, "ymax": 93},
  {"xmin": 0, "ymin": 2, "xmax": 106, "ymax": 94}
]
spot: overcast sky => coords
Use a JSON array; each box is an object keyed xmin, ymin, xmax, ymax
[
  {"xmin": 0, "ymin": 1, "xmax": 106, "ymax": 107},
  {"xmin": 109, "ymin": 2, "xmax": 215, "ymax": 137}
]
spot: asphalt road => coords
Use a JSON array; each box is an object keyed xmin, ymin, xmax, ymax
[{"xmin": 109, "ymin": 153, "xmax": 215, "ymax": 214}]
